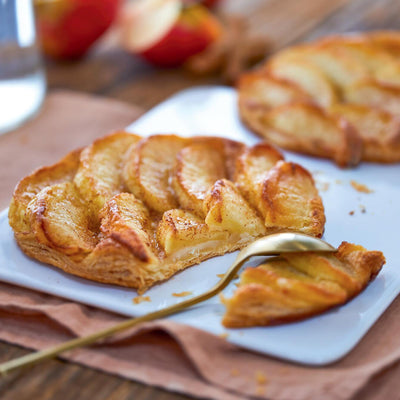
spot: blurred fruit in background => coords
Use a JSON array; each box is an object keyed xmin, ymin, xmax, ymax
[
  {"xmin": 120, "ymin": 0, "xmax": 222, "ymax": 67},
  {"xmin": 33, "ymin": 0, "xmax": 265, "ymax": 82},
  {"xmin": 183, "ymin": 0, "xmax": 223, "ymax": 8},
  {"xmin": 34, "ymin": 0, "xmax": 120, "ymax": 60}
]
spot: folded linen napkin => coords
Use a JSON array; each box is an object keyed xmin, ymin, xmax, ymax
[{"xmin": 0, "ymin": 91, "xmax": 399, "ymax": 400}]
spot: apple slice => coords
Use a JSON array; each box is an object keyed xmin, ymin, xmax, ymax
[
  {"xmin": 260, "ymin": 161, "xmax": 325, "ymax": 237},
  {"xmin": 238, "ymin": 70, "xmax": 312, "ymax": 110},
  {"xmin": 204, "ymin": 179, "xmax": 266, "ymax": 236},
  {"xmin": 267, "ymin": 58, "xmax": 339, "ymax": 107},
  {"xmin": 316, "ymin": 36, "xmax": 400, "ymax": 86},
  {"xmin": 74, "ymin": 131, "xmax": 141, "ymax": 219},
  {"xmin": 172, "ymin": 139, "xmax": 226, "ymax": 217},
  {"xmin": 234, "ymin": 143, "xmax": 283, "ymax": 210},
  {"xmin": 344, "ymin": 79, "xmax": 400, "ymax": 116},
  {"xmin": 157, "ymin": 209, "xmax": 228, "ymax": 255},
  {"xmin": 27, "ymin": 182, "xmax": 97, "ymax": 261},
  {"xmin": 120, "ymin": 0, "xmax": 222, "ymax": 67},
  {"xmin": 329, "ymin": 103, "xmax": 400, "ymax": 162},
  {"xmin": 123, "ymin": 134, "xmax": 188, "ymax": 213},
  {"xmin": 99, "ymin": 193, "xmax": 158, "ymax": 264},
  {"xmin": 262, "ymin": 103, "xmax": 363, "ymax": 167}
]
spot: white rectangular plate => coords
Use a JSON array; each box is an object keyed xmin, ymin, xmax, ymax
[{"xmin": 1, "ymin": 86, "xmax": 400, "ymax": 365}]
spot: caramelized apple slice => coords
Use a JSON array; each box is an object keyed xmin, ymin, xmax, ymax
[
  {"xmin": 222, "ymin": 242, "xmax": 385, "ymax": 327},
  {"xmin": 9, "ymin": 149, "xmax": 81, "ymax": 234},
  {"xmin": 369, "ymin": 31, "xmax": 400, "ymax": 59},
  {"xmin": 100, "ymin": 192, "xmax": 158, "ymax": 264},
  {"xmin": 204, "ymin": 179, "xmax": 266, "ymax": 236},
  {"xmin": 74, "ymin": 131, "xmax": 141, "ymax": 217},
  {"xmin": 344, "ymin": 79, "xmax": 400, "ymax": 115},
  {"xmin": 123, "ymin": 134, "xmax": 188, "ymax": 213},
  {"xmin": 267, "ymin": 58, "xmax": 338, "ymax": 107},
  {"xmin": 260, "ymin": 161, "xmax": 325, "ymax": 237},
  {"xmin": 317, "ymin": 36, "xmax": 400, "ymax": 86},
  {"xmin": 27, "ymin": 182, "xmax": 96, "ymax": 261},
  {"xmin": 263, "ymin": 103, "xmax": 363, "ymax": 167},
  {"xmin": 234, "ymin": 143, "xmax": 283, "ymax": 209},
  {"xmin": 298, "ymin": 44, "xmax": 371, "ymax": 88},
  {"xmin": 157, "ymin": 209, "xmax": 228, "ymax": 255},
  {"xmin": 172, "ymin": 140, "xmax": 226, "ymax": 217},
  {"xmin": 239, "ymin": 71, "xmax": 312, "ymax": 108},
  {"xmin": 329, "ymin": 103, "xmax": 400, "ymax": 162}
]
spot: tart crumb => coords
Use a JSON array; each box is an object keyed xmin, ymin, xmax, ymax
[
  {"xmin": 349, "ymin": 211, "xmax": 355, "ymax": 216},
  {"xmin": 317, "ymin": 181, "xmax": 330, "ymax": 192},
  {"xmin": 359, "ymin": 204, "xmax": 366, "ymax": 213},
  {"xmin": 172, "ymin": 291, "xmax": 193, "ymax": 297},
  {"xmin": 255, "ymin": 370, "xmax": 268, "ymax": 385},
  {"xmin": 219, "ymin": 332, "xmax": 229, "ymax": 339},
  {"xmin": 335, "ymin": 179, "xmax": 342, "ymax": 184},
  {"xmin": 350, "ymin": 180, "xmax": 374, "ymax": 193},
  {"xmin": 132, "ymin": 296, "xmax": 151, "ymax": 304},
  {"xmin": 230, "ymin": 368, "xmax": 240, "ymax": 376}
]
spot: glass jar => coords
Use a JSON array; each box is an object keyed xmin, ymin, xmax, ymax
[{"xmin": 0, "ymin": 0, "xmax": 46, "ymax": 135}]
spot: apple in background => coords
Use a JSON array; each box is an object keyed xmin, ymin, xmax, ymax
[
  {"xmin": 183, "ymin": 0, "xmax": 223, "ymax": 8},
  {"xmin": 120, "ymin": 0, "xmax": 222, "ymax": 67},
  {"xmin": 35, "ymin": 0, "xmax": 121, "ymax": 60},
  {"xmin": 201, "ymin": 0, "xmax": 222, "ymax": 7}
]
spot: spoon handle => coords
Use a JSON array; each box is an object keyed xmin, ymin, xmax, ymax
[
  {"xmin": 0, "ymin": 256, "xmax": 249, "ymax": 376},
  {"xmin": 0, "ymin": 233, "xmax": 335, "ymax": 375}
]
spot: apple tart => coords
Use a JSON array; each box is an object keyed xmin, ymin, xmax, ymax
[
  {"xmin": 222, "ymin": 242, "xmax": 385, "ymax": 327},
  {"xmin": 9, "ymin": 132, "xmax": 325, "ymax": 293},
  {"xmin": 238, "ymin": 31, "xmax": 400, "ymax": 166}
]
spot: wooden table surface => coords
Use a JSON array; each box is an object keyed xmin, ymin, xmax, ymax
[{"xmin": 1, "ymin": 0, "xmax": 400, "ymax": 399}]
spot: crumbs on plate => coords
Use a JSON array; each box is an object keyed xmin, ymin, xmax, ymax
[
  {"xmin": 316, "ymin": 181, "xmax": 330, "ymax": 192},
  {"xmin": 172, "ymin": 291, "xmax": 193, "ymax": 297},
  {"xmin": 132, "ymin": 296, "xmax": 151, "ymax": 304},
  {"xmin": 219, "ymin": 332, "xmax": 229, "ymax": 339},
  {"xmin": 350, "ymin": 180, "xmax": 374, "ymax": 193},
  {"xmin": 349, "ymin": 210, "xmax": 355, "ymax": 216}
]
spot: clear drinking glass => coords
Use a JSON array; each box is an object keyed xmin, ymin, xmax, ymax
[{"xmin": 0, "ymin": 0, "xmax": 46, "ymax": 135}]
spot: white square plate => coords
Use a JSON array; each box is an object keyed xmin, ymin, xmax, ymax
[{"xmin": 1, "ymin": 86, "xmax": 400, "ymax": 365}]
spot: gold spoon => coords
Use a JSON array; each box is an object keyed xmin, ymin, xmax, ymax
[{"xmin": 0, "ymin": 232, "xmax": 336, "ymax": 376}]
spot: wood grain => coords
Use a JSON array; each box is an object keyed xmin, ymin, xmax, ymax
[{"xmin": 2, "ymin": 0, "xmax": 400, "ymax": 399}]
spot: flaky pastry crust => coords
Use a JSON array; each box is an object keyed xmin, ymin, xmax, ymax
[
  {"xmin": 238, "ymin": 31, "xmax": 400, "ymax": 166},
  {"xmin": 9, "ymin": 132, "xmax": 325, "ymax": 293},
  {"xmin": 222, "ymin": 242, "xmax": 385, "ymax": 327}
]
